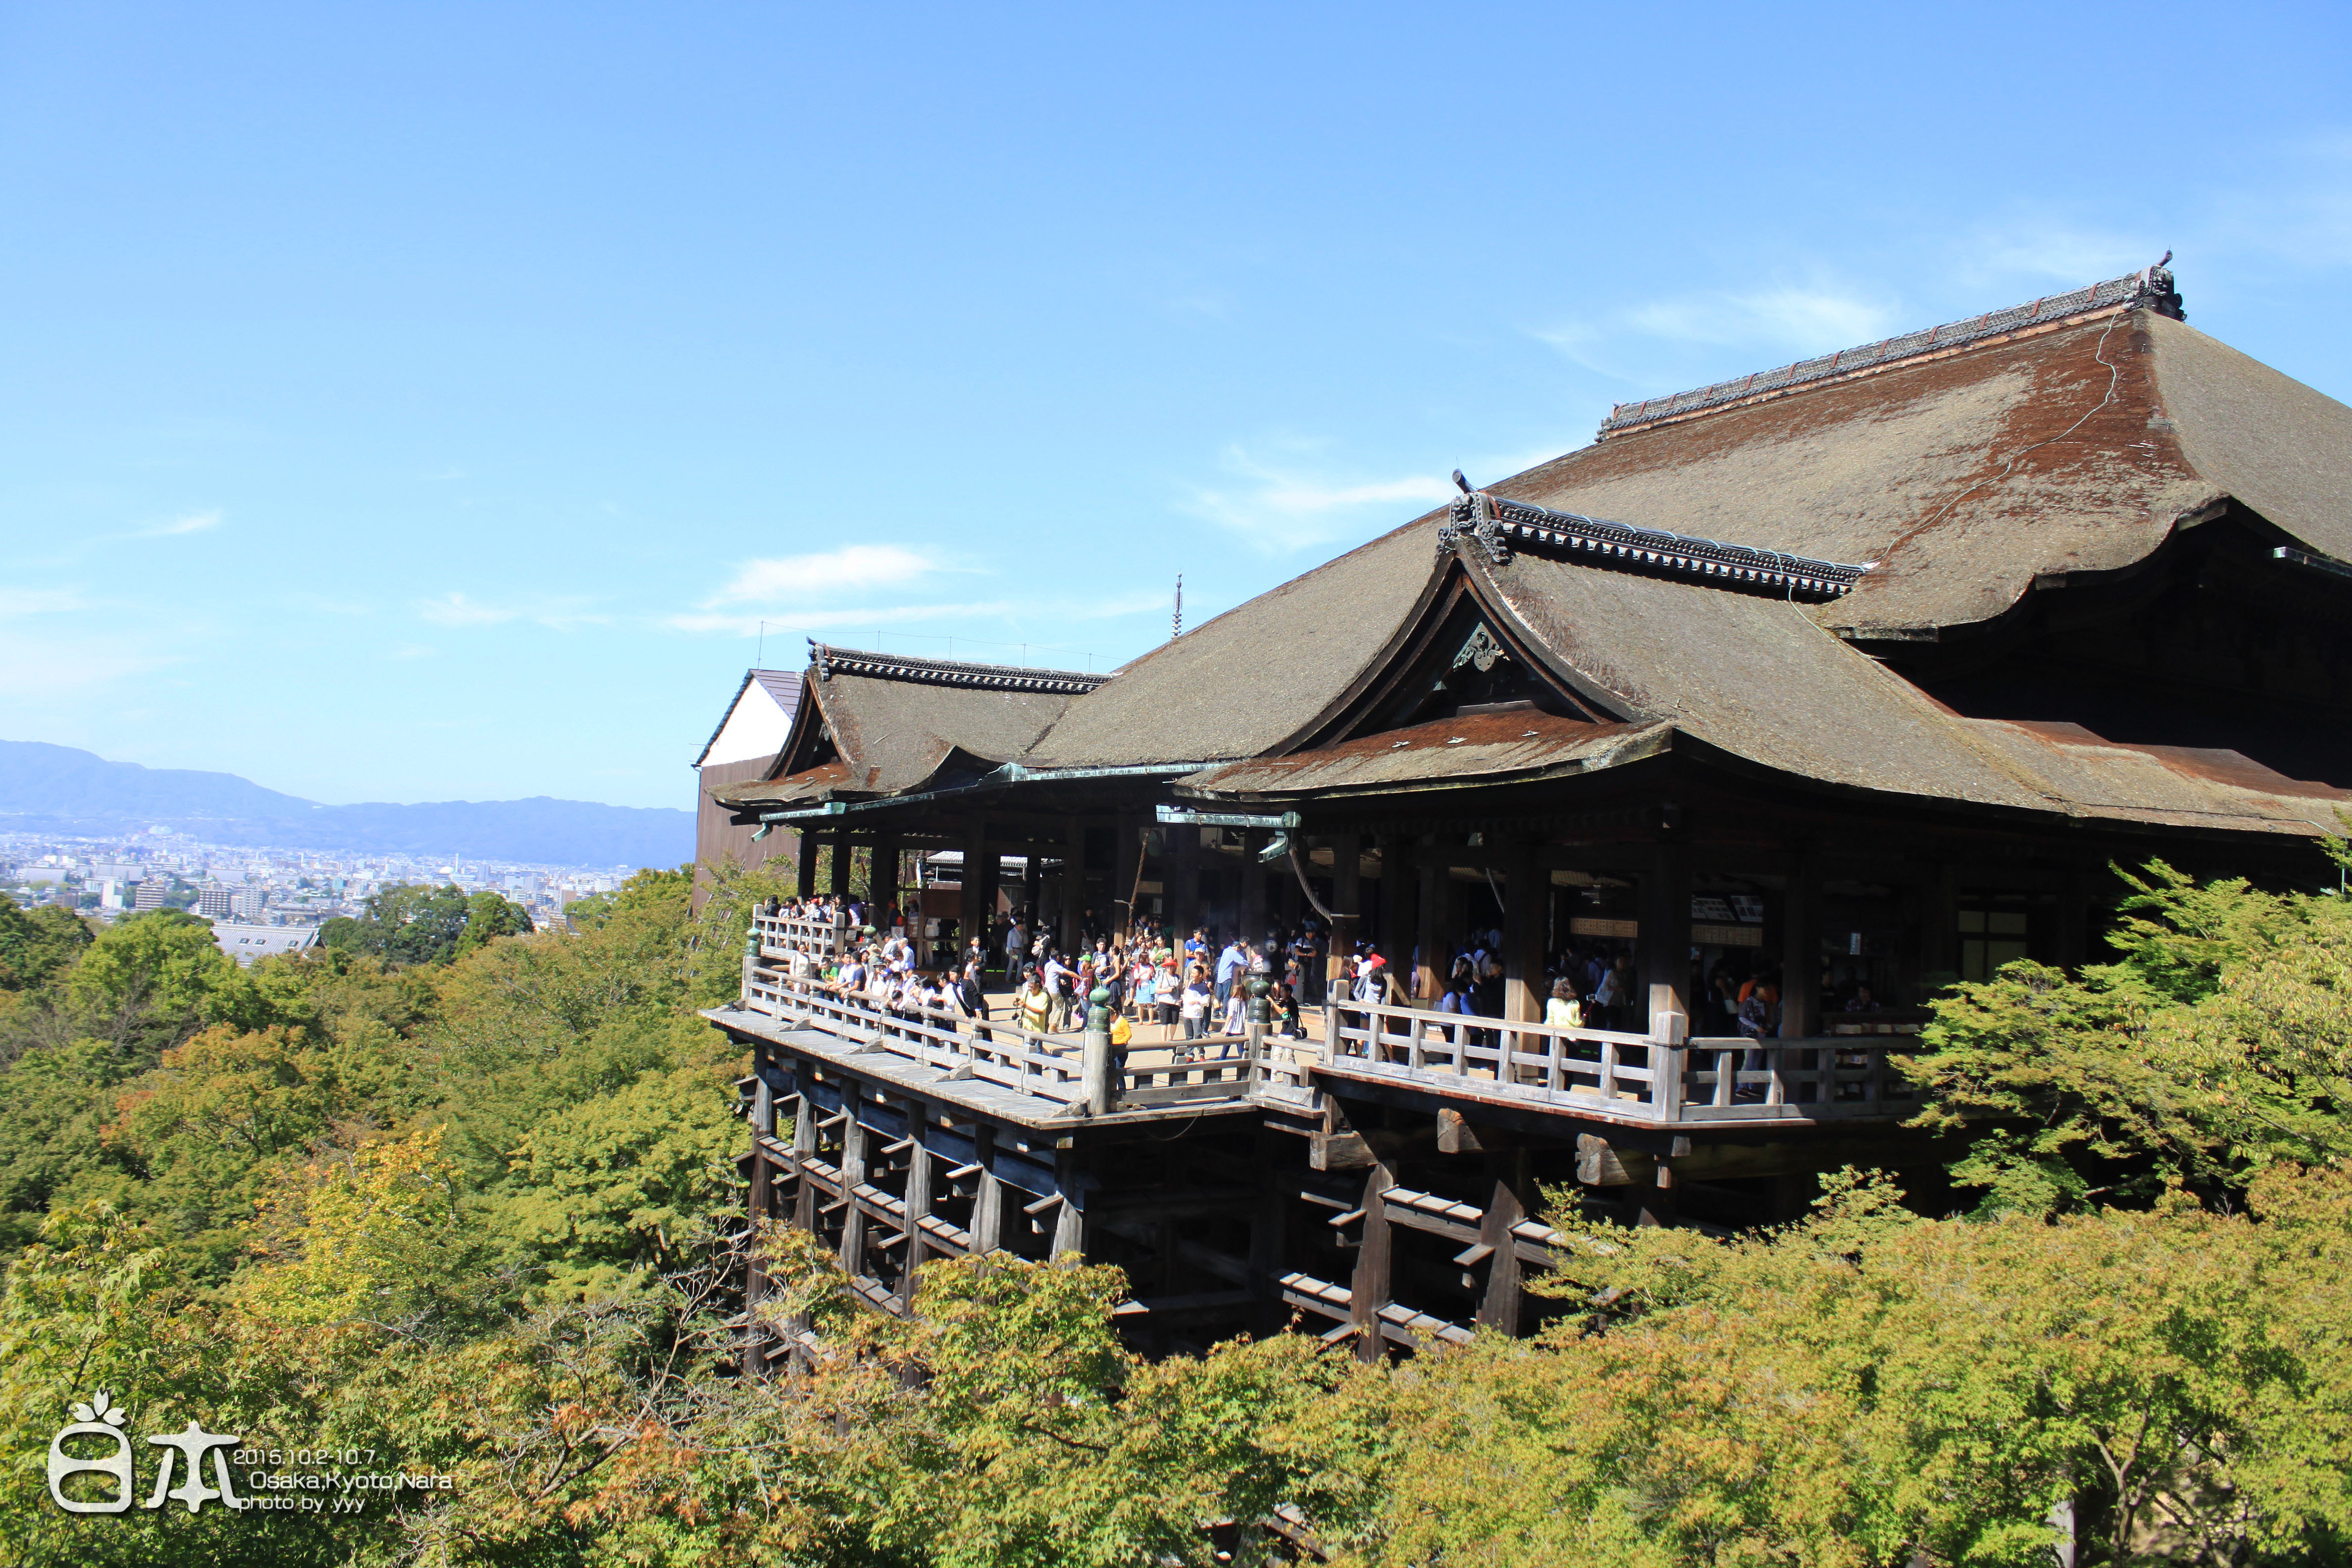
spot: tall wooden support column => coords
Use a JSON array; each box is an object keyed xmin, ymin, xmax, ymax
[
  {"xmin": 872, "ymin": 832, "xmax": 902, "ymax": 919},
  {"xmin": 958, "ymin": 822, "xmax": 986, "ymax": 958},
  {"xmin": 1349, "ymin": 1163, "xmax": 1395, "ymax": 1362},
  {"xmin": 1238, "ymin": 833, "xmax": 1268, "ymax": 943},
  {"xmin": 1050, "ymin": 1155, "xmax": 1088, "ymax": 1261},
  {"xmin": 1780, "ymin": 846, "xmax": 1822, "ymax": 1039},
  {"xmin": 981, "ymin": 846, "xmax": 1004, "ymax": 944},
  {"xmin": 1640, "ymin": 839, "xmax": 1693, "ymax": 1029},
  {"xmin": 795, "ymin": 831, "xmax": 820, "ymax": 901},
  {"xmin": 1247, "ymin": 1148, "xmax": 1289, "ymax": 1336},
  {"xmin": 827, "ymin": 832, "xmax": 852, "ymax": 899},
  {"xmin": 1636, "ymin": 1157, "xmax": 1679, "ymax": 1228},
  {"xmin": 1060, "ymin": 817, "xmax": 1085, "ymax": 956},
  {"xmin": 2058, "ymin": 867, "xmax": 2089, "ymax": 972},
  {"xmin": 1022, "ymin": 853, "xmax": 1041, "ymax": 936},
  {"xmin": 1380, "ymin": 838, "xmax": 1416, "ymax": 982},
  {"xmin": 899, "ymin": 1107, "xmax": 934, "ymax": 1313},
  {"xmin": 1923, "ymin": 860, "xmax": 1960, "ymax": 987},
  {"xmin": 1501, "ymin": 838, "xmax": 1546, "ymax": 1022},
  {"xmin": 791, "ymin": 1084, "xmax": 817, "ymax": 1231},
  {"xmin": 838, "ymin": 1103, "xmax": 868, "ymax": 1279},
  {"xmin": 1112, "ymin": 812, "xmax": 1144, "ymax": 941},
  {"xmin": 1415, "ymin": 852, "xmax": 1443, "ymax": 1000},
  {"xmin": 745, "ymin": 1055, "xmax": 777, "ymax": 1368},
  {"xmin": 1171, "ymin": 825, "xmax": 1201, "ymax": 946},
  {"xmin": 1327, "ymin": 833, "xmax": 1362, "ymax": 991},
  {"xmin": 1474, "ymin": 1153, "xmax": 1531, "ymax": 1334},
  {"xmin": 972, "ymin": 1127, "xmax": 1006, "ymax": 1254}
]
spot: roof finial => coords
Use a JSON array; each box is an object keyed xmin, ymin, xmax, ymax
[{"xmin": 1172, "ymin": 574, "xmax": 1182, "ymax": 641}]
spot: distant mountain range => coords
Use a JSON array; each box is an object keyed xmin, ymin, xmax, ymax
[{"xmin": 0, "ymin": 741, "xmax": 692, "ymax": 869}]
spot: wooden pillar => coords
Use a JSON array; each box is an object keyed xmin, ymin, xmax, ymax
[
  {"xmin": 795, "ymin": 831, "xmax": 820, "ymax": 901},
  {"xmin": 790, "ymin": 1082, "xmax": 817, "ymax": 1232},
  {"xmin": 872, "ymin": 832, "xmax": 902, "ymax": 924},
  {"xmin": 1348, "ymin": 1163, "xmax": 1395, "ymax": 1362},
  {"xmin": 972, "ymin": 1127, "xmax": 1007, "ymax": 1255},
  {"xmin": 1171, "ymin": 824, "xmax": 1201, "ymax": 948},
  {"xmin": 838, "ymin": 1100, "xmax": 869, "ymax": 1280},
  {"xmin": 1415, "ymin": 852, "xmax": 1443, "ymax": 1001},
  {"xmin": 1380, "ymin": 837, "xmax": 1416, "ymax": 980},
  {"xmin": 745, "ymin": 1053, "xmax": 777, "ymax": 1366},
  {"xmin": 1060, "ymin": 816, "xmax": 1084, "ymax": 956},
  {"xmin": 2057, "ymin": 866, "xmax": 2088, "ymax": 972},
  {"xmin": 1473, "ymin": 1154, "xmax": 1531, "ymax": 1334},
  {"xmin": 958, "ymin": 821, "xmax": 986, "ymax": 958},
  {"xmin": 1923, "ymin": 859, "xmax": 1960, "ymax": 986},
  {"xmin": 1050, "ymin": 1155, "xmax": 1088, "ymax": 1261},
  {"xmin": 899, "ymin": 1108, "xmax": 933, "ymax": 1313},
  {"xmin": 1247, "ymin": 1146, "xmax": 1289, "ymax": 1337},
  {"xmin": 1639, "ymin": 839, "xmax": 1692, "ymax": 1029},
  {"xmin": 1239, "ymin": 833, "xmax": 1268, "ymax": 945},
  {"xmin": 1780, "ymin": 846, "xmax": 1821, "ymax": 1039},
  {"xmin": 1023, "ymin": 853, "xmax": 1041, "ymax": 938},
  {"xmin": 1327, "ymin": 833, "xmax": 1361, "ymax": 991},
  {"xmin": 1501, "ymin": 838, "xmax": 1546, "ymax": 1023},
  {"xmin": 978, "ymin": 844, "xmax": 1002, "ymax": 961},
  {"xmin": 1113, "ymin": 811, "xmax": 1143, "ymax": 942},
  {"xmin": 826, "ymin": 831, "xmax": 852, "ymax": 898},
  {"xmin": 1636, "ymin": 1156, "xmax": 1678, "ymax": 1228}
]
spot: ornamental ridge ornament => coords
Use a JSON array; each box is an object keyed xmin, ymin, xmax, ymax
[
  {"xmin": 1438, "ymin": 490, "xmax": 1872, "ymax": 603},
  {"xmin": 806, "ymin": 642, "xmax": 1109, "ymax": 695},
  {"xmin": 1436, "ymin": 492, "xmax": 1513, "ymax": 567},
  {"xmin": 1598, "ymin": 261, "xmax": 2184, "ymax": 439}
]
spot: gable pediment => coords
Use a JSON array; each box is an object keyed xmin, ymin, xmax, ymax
[{"xmin": 1282, "ymin": 565, "xmax": 1617, "ymax": 752}]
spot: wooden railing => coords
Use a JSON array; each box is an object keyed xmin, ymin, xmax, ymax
[
  {"xmin": 741, "ymin": 965, "xmax": 1307, "ymax": 1115},
  {"xmin": 751, "ymin": 909, "xmax": 848, "ymax": 964},
  {"xmin": 739, "ymin": 918, "xmax": 1906, "ymax": 1126},
  {"xmin": 1322, "ymin": 1000, "xmax": 1918, "ymax": 1125}
]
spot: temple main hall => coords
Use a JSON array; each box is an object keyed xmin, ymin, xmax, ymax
[{"xmin": 704, "ymin": 264, "xmax": 2352, "ymax": 1356}]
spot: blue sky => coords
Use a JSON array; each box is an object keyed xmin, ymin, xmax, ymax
[{"xmin": 3, "ymin": 1, "xmax": 2348, "ymax": 810}]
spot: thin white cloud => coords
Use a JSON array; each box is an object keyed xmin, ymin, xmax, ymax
[
  {"xmin": 705, "ymin": 544, "xmax": 947, "ymax": 606},
  {"xmin": 1530, "ymin": 278, "xmax": 1900, "ymax": 391},
  {"xmin": 138, "ymin": 510, "xmax": 222, "ymax": 538},
  {"xmin": 667, "ymin": 599, "xmax": 1021, "ymax": 637},
  {"xmin": 416, "ymin": 591, "xmax": 608, "ymax": 630},
  {"xmin": 0, "ymin": 629, "xmax": 180, "ymax": 696},
  {"xmin": 1182, "ymin": 447, "xmax": 1455, "ymax": 552},
  {"xmin": 1557, "ymin": 286, "xmax": 1897, "ymax": 358},
  {"xmin": 0, "ymin": 587, "xmax": 86, "ymax": 615}
]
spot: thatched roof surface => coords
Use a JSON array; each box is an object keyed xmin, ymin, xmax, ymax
[{"xmin": 707, "ymin": 284, "xmax": 2352, "ymax": 840}]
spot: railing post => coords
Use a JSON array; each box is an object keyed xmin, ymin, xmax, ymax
[
  {"xmin": 1322, "ymin": 1004, "xmax": 1338, "ymax": 1064},
  {"xmin": 1079, "ymin": 982, "xmax": 1115, "ymax": 1116},
  {"xmin": 1650, "ymin": 996, "xmax": 1688, "ymax": 1122}
]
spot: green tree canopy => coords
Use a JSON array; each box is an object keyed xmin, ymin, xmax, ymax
[{"xmin": 320, "ymin": 882, "xmax": 534, "ymax": 967}]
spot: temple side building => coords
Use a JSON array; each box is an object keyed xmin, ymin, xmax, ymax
[
  {"xmin": 703, "ymin": 265, "xmax": 2352, "ymax": 1358},
  {"xmin": 691, "ymin": 668, "xmax": 803, "ymax": 908}
]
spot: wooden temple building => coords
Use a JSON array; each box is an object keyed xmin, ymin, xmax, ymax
[{"xmin": 703, "ymin": 263, "xmax": 2352, "ymax": 1357}]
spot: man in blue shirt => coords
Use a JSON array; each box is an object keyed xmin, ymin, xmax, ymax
[{"xmin": 1215, "ymin": 938, "xmax": 1248, "ymax": 1008}]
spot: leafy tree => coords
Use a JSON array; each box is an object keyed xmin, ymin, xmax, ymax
[
  {"xmin": 320, "ymin": 882, "xmax": 533, "ymax": 967},
  {"xmin": 0, "ymin": 901, "xmax": 91, "ymax": 992},
  {"xmin": 1903, "ymin": 858, "xmax": 2352, "ymax": 1207}
]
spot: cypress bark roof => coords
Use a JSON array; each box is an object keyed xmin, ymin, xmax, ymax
[{"xmin": 711, "ymin": 276, "xmax": 2352, "ymax": 841}]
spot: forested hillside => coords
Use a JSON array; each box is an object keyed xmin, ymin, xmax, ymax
[{"xmin": 3, "ymin": 859, "xmax": 2350, "ymax": 1566}]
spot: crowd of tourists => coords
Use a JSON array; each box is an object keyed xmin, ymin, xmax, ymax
[{"xmin": 759, "ymin": 894, "xmax": 1892, "ymax": 1049}]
